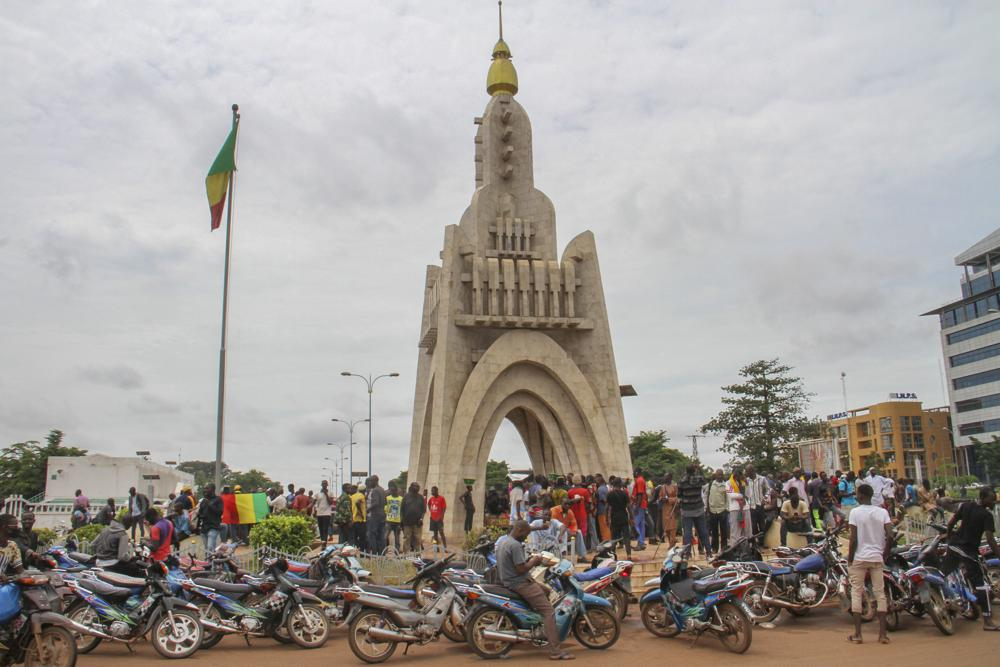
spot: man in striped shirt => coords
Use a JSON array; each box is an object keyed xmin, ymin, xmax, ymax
[{"xmin": 744, "ymin": 466, "xmax": 769, "ymax": 537}]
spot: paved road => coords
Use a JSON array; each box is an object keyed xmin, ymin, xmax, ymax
[{"xmin": 77, "ymin": 603, "xmax": 992, "ymax": 667}]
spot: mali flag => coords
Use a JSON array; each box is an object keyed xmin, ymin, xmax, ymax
[
  {"xmin": 221, "ymin": 492, "xmax": 270, "ymax": 524},
  {"xmin": 205, "ymin": 119, "xmax": 238, "ymax": 230}
]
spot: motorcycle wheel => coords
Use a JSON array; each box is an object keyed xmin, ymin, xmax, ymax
[
  {"xmin": 926, "ymin": 588, "xmax": 954, "ymax": 636},
  {"xmin": 742, "ymin": 582, "xmax": 780, "ymax": 624},
  {"xmin": 24, "ymin": 626, "xmax": 77, "ymax": 667},
  {"xmin": 988, "ymin": 566, "xmax": 1000, "ymax": 602},
  {"xmin": 272, "ymin": 625, "xmax": 293, "ymax": 644},
  {"xmin": 639, "ymin": 601, "xmax": 679, "ymax": 638},
  {"xmin": 598, "ymin": 586, "xmax": 629, "ymax": 620},
  {"xmin": 287, "ymin": 603, "xmax": 329, "ymax": 649},
  {"xmin": 195, "ymin": 602, "xmax": 225, "ymax": 649},
  {"xmin": 348, "ymin": 609, "xmax": 398, "ymax": 664},
  {"xmin": 151, "ymin": 609, "xmax": 203, "ymax": 659},
  {"xmin": 571, "ymin": 607, "xmax": 620, "ymax": 649},
  {"xmin": 464, "ymin": 606, "xmax": 514, "ymax": 660},
  {"xmin": 961, "ymin": 598, "xmax": 981, "ymax": 621},
  {"xmin": 714, "ymin": 601, "xmax": 753, "ymax": 654},
  {"xmin": 884, "ymin": 587, "xmax": 900, "ymax": 632},
  {"xmin": 65, "ymin": 601, "xmax": 103, "ymax": 654},
  {"xmin": 412, "ymin": 577, "xmax": 439, "ymax": 607},
  {"xmin": 440, "ymin": 612, "xmax": 465, "ymax": 643}
]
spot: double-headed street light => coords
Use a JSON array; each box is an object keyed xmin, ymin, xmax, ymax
[
  {"xmin": 331, "ymin": 418, "xmax": 368, "ymax": 483},
  {"xmin": 340, "ymin": 371, "xmax": 400, "ymax": 480}
]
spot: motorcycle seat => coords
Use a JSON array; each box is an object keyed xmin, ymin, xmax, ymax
[
  {"xmin": 574, "ymin": 567, "xmax": 612, "ymax": 582},
  {"xmin": 691, "ymin": 568, "xmax": 717, "ymax": 580},
  {"xmin": 446, "ymin": 561, "xmax": 469, "ymax": 570},
  {"xmin": 69, "ymin": 551, "xmax": 96, "ymax": 565},
  {"xmin": 361, "ymin": 584, "xmax": 416, "ymax": 599},
  {"xmin": 76, "ymin": 578, "xmax": 132, "ymax": 599},
  {"xmin": 692, "ymin": 578, "xmax": 729, "ymax": 595},
  {"xmin": 768, "ymin": 567, "xmax": 792, "ymax": 576},
  {"xmin": 96, "ymin": 571, "xmax": 147, "ymax": 588},
  {"xmin": 287, "ymin": 576, "xmax": 325, "ymax": 588},
  {"xmin": 480, "ymin": 584, "xmax": 524, "ymax": 601},
  {"xmin": 192, "ymin": 578, "xmax": 252, "ymax": 595}
]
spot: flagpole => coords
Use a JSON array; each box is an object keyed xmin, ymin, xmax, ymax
[{"xmin": 214, "ymin": 103, "xmax": 240, "ymax": 492}]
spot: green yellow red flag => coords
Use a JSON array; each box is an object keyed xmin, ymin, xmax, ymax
[
  {"xmin": 205, "ymin": 119, "xmax": 238, "ymax": 230},
  {"xmin": 234, "ymin": 492, "xmax": 270, "ymax": 524}
]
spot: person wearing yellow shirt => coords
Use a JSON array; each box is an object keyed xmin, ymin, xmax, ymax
[{"xmin": 350, "ymin": 485, "xmax": 367, "ymax": 551}]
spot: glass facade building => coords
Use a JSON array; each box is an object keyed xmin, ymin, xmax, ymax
[{"xmin": 923, "ymin": 227, "xmax": 1000, "ymax": 477}]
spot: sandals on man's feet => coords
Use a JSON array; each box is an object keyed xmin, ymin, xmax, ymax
[{"xmin": 846, "ymin": 635, "xmax": 863, "ymax": 644}]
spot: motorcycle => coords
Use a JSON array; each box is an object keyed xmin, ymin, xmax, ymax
[
  {"xmin": 902, "ymin": 524, "xmax": 980, "ymax": 635},
  {"xmin": 739, "ymin": 527, "xmax": 869, "ymax": 623},
  {"xmin": 345, "ymin": 554, "xmax": 474, "ymax": 663},
  {"xmin": 639, "ymin": 545, "xmax": 753, "ymax": 654},
  {"xmin": 187, "ymin": 557, "xmax": 328, "ymax": 649},
  {"xmin": 0, "ymin": 571, "xmax": 101, "ymax": 667},
  {"xmin": 573, "ymin": 559, "xmax": 633, "ymax": 620},
  {"xmin": 463, "ymin": 553, "xmax": 620, "ymax": 660},
  {"xmin": 63, "ymin": 560, "xmax": 204, "ymax": 658}
]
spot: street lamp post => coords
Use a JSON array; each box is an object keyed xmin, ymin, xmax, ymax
[
  {"xmin": 340, "ymin": 372, "xmax": 399, "ymax": 480},
  {"xmin": 331, "ymin": 418, "xmax": 369, "ymax": 483},
  {"xmin": 325, "ymin": 442, "xmax": 349, "ymax": 489}
]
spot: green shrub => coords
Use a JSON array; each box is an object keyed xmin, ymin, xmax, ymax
[
  {"xmin": 71, "ymin": 523, "xmax": 103, "ymax": 544},
  {"xmin": 462, "ymin": 522, "xmax": 508, "ymax": 551},
  {"xmin": 248, "ymin": 513, "xmax": 316, "ymax": 553},
  {"xmin": 33, "ymin": 528, "xmax": 57, "ymax": 548}
]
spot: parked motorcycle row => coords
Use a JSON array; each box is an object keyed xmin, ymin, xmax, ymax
[{"xmin": 3, "ymin": 526, "xmax": 997, "ymax": 666}]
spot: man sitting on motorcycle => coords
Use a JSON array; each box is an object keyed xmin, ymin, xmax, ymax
[
  {"xmin": 945, "ymin": 486, "xmax": 1000, "ymax": 631},
  {"xmin": 496, "ymin": 520, "xmax": 573, "ymax": 661},
  {"xmin": 0, "ymin": 514, "xmax": 25, "ymax": 577}
]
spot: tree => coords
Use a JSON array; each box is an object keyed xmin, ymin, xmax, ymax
[
  {"xmin": 628, "ymin": 430, "xmax": 693, "ymax": 479},
  {"xmin": 701, "ymin": 358, "xmax": 814, "ymax": 475},
  {"xmin": 972, "ymin": 436, "xmax": 1000, "ymax": 483},
  {"xmin": 177, "ymin": 461, "xmax": 231, "ymax": 493},
  {"xmin": 389, "ymin": 470, "xmax": 408, "ymax": 490},
  {"xmin": 861, "ymin": 452, "xmax": 887, "ymax": 471},
  {"xmin": 485, "ymin": 460, "xmax": 510, "ymax": 491},
  {"xmin": 0, "ymin": 430, "xmax": 87, "ymax": 498},
  {"xmin": 226, "ymin": 468, "xmax": 275, "ymax": 492}
]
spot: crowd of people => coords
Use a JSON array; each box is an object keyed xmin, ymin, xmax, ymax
[{"xmin": 474, "ymin": 465, "xmax": 965, "ymax": 562}]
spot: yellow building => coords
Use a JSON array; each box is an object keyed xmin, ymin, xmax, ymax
[{"xmin": 827, "ymin": 399, "xmax": 955, "ymax": 480}]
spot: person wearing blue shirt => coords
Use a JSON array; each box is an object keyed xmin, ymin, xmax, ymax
[{"xmin": 839, "ymin": 471, "xmax": 858, "ymax": 518}]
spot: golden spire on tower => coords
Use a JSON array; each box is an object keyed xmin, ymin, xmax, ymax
[{"xmin": 486, "ymin": 1, "xmax": 518, "ymax": 96}]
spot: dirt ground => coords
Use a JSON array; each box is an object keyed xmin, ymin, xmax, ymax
[{"xmin": 78, "ymin": 601, "xmax": 996, "ymax": 667}]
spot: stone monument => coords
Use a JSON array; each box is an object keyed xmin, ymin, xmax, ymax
[{"xmin": 408, "ymin": 13, "xmax": 633, "ymax": 535}]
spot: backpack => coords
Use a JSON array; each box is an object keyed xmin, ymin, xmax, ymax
[{"xmin": 335, "ymin": 494, "xmax": 353, "ymax": 525}]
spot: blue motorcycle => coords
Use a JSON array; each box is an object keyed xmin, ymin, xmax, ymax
[
  {"xmin": 463, "ymin": 555, "xmax": 620, "ymax": 659},
  {"xmin": 904, "ymin": 525, "xmax": 980, "ymax": 635},
  {"xmin": 639, "ymin": 545, "xmax": 753, "ymax": 654}
]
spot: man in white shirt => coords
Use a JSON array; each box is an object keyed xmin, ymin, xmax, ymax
[
  {"xmin": 864, "ymin": 468, "xmax": 888, "ymax": 507},
  {"xmin": 509, "ymin": 481, "xmax": 525, "ymax": 521},
  {"xmin": 847, "ymin": 482, "xmax": 891, "ymax": 644}
]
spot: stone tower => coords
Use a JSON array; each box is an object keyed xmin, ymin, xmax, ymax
[{"xmin": 408, "ymin": 15, "xmax": 633, "ymax": 535}]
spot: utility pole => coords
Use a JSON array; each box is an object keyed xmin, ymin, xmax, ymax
[{"xmin": 686, "ymin": 434, "xmax": 702, "ymax": 462}]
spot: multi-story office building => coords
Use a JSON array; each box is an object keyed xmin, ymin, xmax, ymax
[
  {"xmin": 923, "ymin": 228, "xmax": 1000, "ymax": 476},
  {"xmin": 793, "ymin": 399, "xmax": 954, "ymax": 478}
]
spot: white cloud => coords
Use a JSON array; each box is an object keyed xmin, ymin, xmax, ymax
[{"xmin": 1, "ymin": 1, "xmax": 998, "ymax": 483}]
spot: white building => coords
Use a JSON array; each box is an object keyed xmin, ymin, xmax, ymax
[
  {"xmin": 924, "ymin": 228, "xmax": 1000, "ymax": 477},
  {"xmin": 45, "ymin": 454, "xmax": 194, "ymax": 503}
]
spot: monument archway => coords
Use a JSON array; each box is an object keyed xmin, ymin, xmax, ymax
[{"xmin": 407, "ymin": 25, "xmax": 632, "ymax": 536}]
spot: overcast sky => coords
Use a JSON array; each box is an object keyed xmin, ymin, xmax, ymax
[{"xmin": 3, "ymin": 1, "xmax": 999, "ymax": 490}]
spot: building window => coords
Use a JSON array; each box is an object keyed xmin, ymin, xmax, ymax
[
  {"xmin": 956, "ymin": 393, "xmax": 1000, "ymax": 413},
  {"xmin": 884, "ymin": 453, "xmax": 896, "ymax": 464},
  {"xmin": 912, "ymin": 416, "xmax": 922, "ymax": 432},
  {"xmin": 946, "ymin": 317, "xmax": 1000, "ymax": 344},
  {"xmin": 902, "ymin": 434, "xmax": 912, "ymax": 449},
  {"xmin": 904, "ymin": 452, "xmax": 923, "ymax": 480},
  {"xmin": 958, "ymin": 418, "xmax": 1000, "ymax": 437},
  {"xmin": 913, "ymin": 433, "xmax": 924, "ymax": 448},
  {"xmin": 879, "ymin": 417, "xmax": 892, "ymax": 434},
  {"xmin": 881, "ymin": 434, "xmax": 893, "ymax": 451},
  {"xmin": 953, "ymin": 367, "xmax": 1000, "ymax": 390},
  {"xmin": 900, "ymin": 415, "xmax": 911, "ymax": 431},
  {"xmin": 858, "ymin": 440, "xmax": 872, "ymax": 450},
  {"xmin": 950, "ymin": 341, "xmax": 1000, "ymax": 368},
  {"xmin": 858, "ymin": 422, "xmax": 871, "ymax": 437}
]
